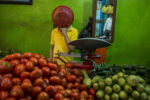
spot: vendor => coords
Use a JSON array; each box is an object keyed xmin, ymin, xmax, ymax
[{"xmin": 50, "ymin": 6, "xmax": 78, "ymax": 65}]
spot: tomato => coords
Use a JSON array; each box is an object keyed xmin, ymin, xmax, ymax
[
  {"xmin": 49, "ymin": 70, "xmax": 57, "ymax": 76},
  {"xmin": 38, "ymin": 58, "xmax": 47, "ymax": 67},
  {"xmin": 61, "ymin": 78, "xmax": 67, "ymax": 87},
  {"xmin": 67, "ymin": 83, "xmax": 73, "ymax": 89},
  {"xmin": 21, "ymin": 81, "xmax": 33, "ymax": 92},
  {"xmin": 4, "ymin": 54, "xmax": 15, "ymax": 61},
  {"xmin": 88, "ymin": 88, "xmax": 96, "ymax": 96},
  {"xmin": 67, "ymin": 75, "xmax": 76, "ymax": 83},
  {"xmin": 25, "ymin": 61, "xmax": 34, "ymax": 72},
  {"xmin": 54, "ymin": 93, "xmax": 64, "ymax": 100},
  {"xmin": 0, "ymin": 91, "xmax": 9, "ymax": 100},
  {"xmin": 88, "ymin": 95, "xmax": 94, "ymax": 100},
  {"xmin": 48, "ymin": 62, "xmax": 57, "ymax": 70},
  {"xmin": 80, "ymin": 84, "xmax": 87, "ymax": 91},
  {"xmin": 60, "ymin": 98, "xmax": 70, "ymax": 100},
  {"xmin": 12, "ymin": 77, "xmax": 21, "ymax": 85},
  {"xmin": 58, "ymin": 72, "xmax": 65, "ymax": 78},
  {"xmin": 12, "ymin": 53, "xmax": 21, "ymax": 60},
  {"xmin": 5, "ymin": 97, "xmax": 16, "ymax": 100},
  {"xmin": 20, "ymin": 71, "xmax": 30, "ymax": 81},
  {"xmin": 76, "ymin": 78, "xmax": 81, "ymax": 83},
  {"xmin": 1, "ymin": 77, "xmax": 13, "ymax": 90},
  {"xmin": 10, "ymin": 60, "xmax": 20, "ymax": 67},
  {"xmin": 65, "ymin": 89, "xmax": 72, "ymax": 97},
  {"xmin": 66, "ymin": 63, "xmax": 73, "ymax": 68},
  {"xmin": 80, "ymin": 91, "xmax": 88, "ymax": 98},
  {"xmin": 30, "ymin": 69, "xmax": 42, "ymax": 80},
  {"xmin": 41, "ymin": 67, "xmax": 50, "ymax": 77},
  {"xmin": 19, "ymin": 98, "xmax": 28, "ymax": 100},
  {"xmin": 55, "ymin": 85, "xmax": 64, "ymax": 92},
  {"xmin": 43, "ymin": 78, "xmax": 49, "ymax": 85},
  {"xmin": 49, "ymin": 76, "xmax": 61, "ymax": 85},
  {"xmin": 10, "ymin": 86, "xmax": 24, "ymax": 98},
  {"xmin": 13, "ymin": 64, "xmax": 25, "ymax": 76},
  {"xmin": 3, "ymin": 73, "xmax": 13, "ymax": 79},
  {"xmin": 73, "ymin": 82, "xmax": 80, "ymax": 89},
  {"xmin": 34, "ymin": 78, "xmax": 46, "ymax": 89},
  {"xmin": 32, "ymin": 53, "xmax": 40, "ymax": 59},
  {"xmin": 72, "ymin": 69, "xmax": 81, "ymax": 77},
  {"xmin": 45, "ymin": 85, "xmax": 57, "ymax": 96},
  {"xmin": 29, "ymin": 57, "xmax": 38, "ymax": 65},
  {"xmin": 59, "ymin": 68, "xmax": 67, "ymax": 76},
  {"xmin": 58, "ymin": 90, "xmax": 67, "ymax": 97},
  {"xmin": 32, "ymin": 86, "xmax": 42, "ymax": 96},
  {"xmin": 22, "ymin": 52, "xmax": 32, "ymax": 58},
  {"xmin": 20, "ymin": 58, "xmax": 28, "ymax": 64},
  {"xmin": 0, "ymin": 61, "xmax": 13, "ymax": 74},
  {"xmin": 37, "ymin": 92, "xmax": 49, "ymax": 100},
  {"xmin": 79, "ymin": 76, "xmax": 83, "ymax": 82},
  {"xmin": 71, "ymin": 92, "xmax": 79, "ymax": 100}
]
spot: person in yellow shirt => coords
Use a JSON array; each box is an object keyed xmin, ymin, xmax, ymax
[
  {"xmin": 50, "ymin": 6, "xmax": 78, "ymax": 65},
  {"xmin": 50, "ymin": 26, "xmax": 78, "ymax": 65}
]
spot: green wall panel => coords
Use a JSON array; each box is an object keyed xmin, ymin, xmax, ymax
[
  {"xmin": 0, "ymin": 0, "xmax": 92, "ymax": 56},
  {"xmin": 106, "ymin": 0, "xmax": 150, "ymax": 66}
]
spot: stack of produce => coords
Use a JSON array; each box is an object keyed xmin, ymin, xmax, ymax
[
  {"xmin": 91, "ymin": 63, "xmax": 150, "ymax": 84},
  {"xmin": 82, "ymin": 71, "xmax": 150, "ymax": 100},
  {"xmin": 0, "ymin": 52, "xmax": 96, "ymax": 100}
]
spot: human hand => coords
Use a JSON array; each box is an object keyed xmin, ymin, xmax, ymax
[{"xmin": 58, "ymin": 28, "xmax": 67, "ymax": 36}]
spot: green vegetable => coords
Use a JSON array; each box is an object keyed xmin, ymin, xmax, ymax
[
  {"xmin": 81, "ymin": 70, "xmax": 92, "ymax": 88},
  {"xmin": 96, "ymin": 90, "xmax": 104, "ymax": 99},
  {"xmin": 92, "ymin": 75, "xmax": 102, "ymax": 83},
  {"xmin": 93, "ymin": 83, "xmax": 99, "ymax": 90}
]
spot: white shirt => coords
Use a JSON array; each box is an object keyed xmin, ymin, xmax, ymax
[{"xmin": 103, "ymin": 17, "xmax": 112, "ymax": 32}]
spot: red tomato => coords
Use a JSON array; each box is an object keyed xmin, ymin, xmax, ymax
[
  {"xmin": 21, "ymin": 81, "xmax": 33, "ymax": 92},
  {"xmin": 41, "ymin": 67, "xmax": 50, "ymax": 77},
  {"xmin": 61, "ymin": 78, "xmax": 67, "ymax": 87},
  {"xmin": 0, "ymin": 91, "xmax": 9, "ymax": 100},
  {"xmin": 58, "ymin": 72, "xmax": 65, "ymax": 78},
  {"xmin": 65, "ymin": 89, "xmax": 72, "ymax": 97},
  {"xmin": 88, "ymin": 95, "xmax": 94, "ymax": 100},
  {"xmin": 49, "ymin": 76, "xmax": 61, "ymax": 85},
  {"xmin": 73, "ymin": 82, "xmax": 80, "ymax": 89},
  {"xmin": 20, "ymin": 58, "xmax": 28, "ymax": 64},
  {"xmin": 80, "ymin": 91, "xmax": 88, "ymax": 98},
  {"xmin": 45, "ymin": 85, "xmax": 57, "ymax": 96},
  {"xmin": 34, "ymin": 78, "xmax": 46, "ymax": 89},
  {"xmin": 3, "ymin": 73, "xmax": 13, "ymax": 79},
  {"xmin": 1, "ymin": 77, "xmax": 13, "ymax": 90},
  {"xmin": 65, "ymin": 63, "xmax": 73, "ymax": 68},
  {"xmin": 10, "ymin": 60, "xmax": 20, "ymax": 67},
  {"xmin": 67, "ymin": 83, "xmax": 73, "ymax": 89},
  {"xmin": 38, "ymin": 58, "xmax": 47, "ymax": 67},
  {"xmin": 67, "ymin": 75, "xmax": 76, "ymax": 83},
  {"xmin": 71, "ymin": 92, "xmax": 79, "ymax": 100},
  {"xmin": 25, "ymin": 61, "xmax": 34, "ymax": 72},
  {"xmin": 13, "ymin": 64, "xmax": 25, "ymax": 76},
  {"xmin": 29, "ymin": 57, "xmax": 38, "ymax": 65},
  {"xmin": 5, "ymin": 97, "xmax": 16, "ymax": 100},
  {"xmin": 43, "ymin": 78, "xmax": 49, "ymax": 85},
  {"xmin": 37, "ymin": 92, "xmax": 49, "ymax": 100},
  {"xmin": 80, "ymin": 84, "xmax": 87, "ymax": 91},
  {"xmin": 50, "ymin": 70, "xmax": 57, "ymax": 76},
  {"xmin": 32, "ymin": 53, "xmax": 40, "ymax": 59},
  {"xmin": 30, "ymin": 69, "xmax": 42, "ymax": 80},
  {"xmin": 12, "ymin": 53, "xmax": 21, "ymax": 60},
  {"xmin": 48, "ymin": 62, "xmax": 57, "ymax": 70},
  {"xmin": 0, "ymin": 61, "xmax": 13, "ymax": 74},
  {"xmin": 10, "ymin": 86, "xmax": 24, "ymax": 98},
  {"xmin": 12, "ymin": 78, "xmax": 21, "ymax": 85},
  {"xmin": 55, "ymin": 85, "xmax": 64, "ymax": 92},
  {"xmin": 72, "ymin": 69, "xmax": 81, "ymax": 77},
  {"xmin": 4, "ymin": 54, "xmax": 15, "ymax": 61},
  {"xmin": 32, "ymin": 86, "xmax": 42, "ymax": 96},
  {"xmin": 22, "ymin": 52, "xmax": 32, "ymax": 58},
  {"xmin": 54, "ymin": 93, "xmax": 64, "ymax": 100},
  {"xmin": 88, "ymin": 88, "xmax": 96, "ymax": 96},
  {"xmin": 20, "ymin": 71, "xmax": 30, "ymax": 81}
]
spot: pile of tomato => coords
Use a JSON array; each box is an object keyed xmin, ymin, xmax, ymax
[{"xmin": 0, "ymin": 52, "xmax": 96, "ymax": 100}]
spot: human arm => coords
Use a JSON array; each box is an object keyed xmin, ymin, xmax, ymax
[{"xmin": 50, "ymin": 45, "xmax": 54, "ymax": 61}]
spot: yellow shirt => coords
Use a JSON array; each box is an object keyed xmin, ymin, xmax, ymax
[{"xmin": 50, "ymin": 26, "xmax": 78, "ymax": 65}]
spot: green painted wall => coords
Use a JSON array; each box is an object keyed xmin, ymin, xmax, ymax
[
  {"xmin": 107, "ymin": 0, "xmax": 150, "ymax": 66},
  {"xmin": 0, "ymin": 0, "xmax": 92, "ymax": 56},
  {"xmin": 0, "ymin": 0, "xmax": 150, "ymax": 66}
]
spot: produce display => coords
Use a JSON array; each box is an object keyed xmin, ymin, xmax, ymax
[
  {"xmin": 0, "ymin": 52, "xmax": 96, "ymax": 100},
  {"xmin": 91, "ymin": 63, "xmax": 150, "ymax": 84},
  {"xmin": 83, "ymin": 71, "xmax": 150, "ymax": 100}
]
